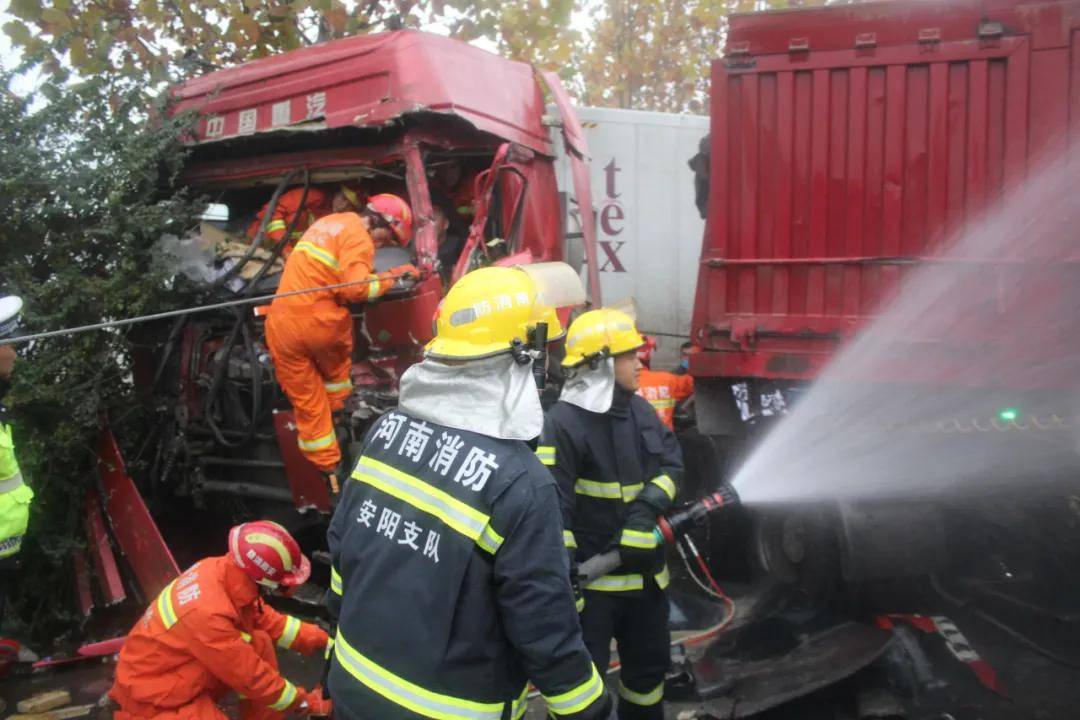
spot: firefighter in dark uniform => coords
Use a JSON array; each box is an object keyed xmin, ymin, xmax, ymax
[
  {"xmin": 326, "ymin": 264, "xmax": 615, "ymax": 720},
  {"xmin": 541, "ymin": 307, "xmax": 683, "ymax": 720}
]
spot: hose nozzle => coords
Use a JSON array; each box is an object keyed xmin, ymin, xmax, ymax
[
  {"xmin": 717, "ymin": 482, "xmax": 740, "ymax": 509},
  {"xmin": 657, "ymin": 483, "xmax": 740, "ymax": 544}
]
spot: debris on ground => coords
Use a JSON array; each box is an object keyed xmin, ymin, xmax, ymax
[
  {"xmin": 16, "ymin": 691, "xmax": 72, "ymax": 715},
  {"xmin": 8, "ymin": 705, "xmax": 94, "ymax": 720}
]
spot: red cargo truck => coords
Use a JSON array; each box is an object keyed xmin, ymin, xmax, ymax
[
  {"xmin": 689, "ymin": 0, "xmax": 1080, "ymax": 587},
  {"xmin": 692, "ymin": 0, "xmax": 1080, "ymax": 445}
]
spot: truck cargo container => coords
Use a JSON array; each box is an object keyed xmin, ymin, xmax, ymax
[
  {"xmin": 692, "ymin": 0, "xmax": 1080, "ymax": 435},
  {"xmin": 554, "ymin": 107, "xmax": 709, "ymax": 369},
  {"xmin": 689, "ymin": 0, "xmax": 1080, "ymax": 596}
]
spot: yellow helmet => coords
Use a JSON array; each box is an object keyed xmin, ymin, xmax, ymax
[
  {"xmin": 562, "ymin": 308, "xmax": 644, "ymax": 368},
  {"xmin": 426, "ymin": 263, "xmax": 584, "ymax": 361}
]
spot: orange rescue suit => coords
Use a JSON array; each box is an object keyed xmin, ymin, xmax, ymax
[
  {"xmin": 109, "ymin": 555, "xmax": 328, "ymax": 720},
  {"xmin": 247, "ymin": 188, "xmax": 333, "ymax": 258},
  {"xmin": 266, "ymin": 212, "xmax": 403, "ymax": 471},
  {"xmin": 636, "ymin": 369, "xmax": 694, "ymax": 431}
]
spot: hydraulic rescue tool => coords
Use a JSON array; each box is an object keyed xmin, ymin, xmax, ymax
[{"xmin": 577, "ymin": 484, "xmax": 741, "ymax": 586}]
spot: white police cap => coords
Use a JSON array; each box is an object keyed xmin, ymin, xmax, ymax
[{"xmin": 0, "ymin": 296, "xmax": 24, "ymax": 340}]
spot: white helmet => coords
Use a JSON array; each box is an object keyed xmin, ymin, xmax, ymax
[{"xmin": 0, "ymin": 296, "xmax": 23, "ymax": 340}]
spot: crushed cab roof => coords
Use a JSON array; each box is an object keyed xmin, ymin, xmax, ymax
[{"xmin": 172, "ymin": 30, "xmax": 553, "ymax": 155}]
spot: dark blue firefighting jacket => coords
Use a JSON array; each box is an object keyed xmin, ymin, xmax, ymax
[
  {"xmin": 540, "ymin": 386, "xmax": 683, "ymax": 595},
  {"xmin": 326, "ymin": 409, "xmax": 609, "ymax": 720}
]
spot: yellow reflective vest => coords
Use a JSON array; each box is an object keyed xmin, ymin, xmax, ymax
[{"xmin": 0, "ymin": 418, "xmax": 32, "ymax": 559}]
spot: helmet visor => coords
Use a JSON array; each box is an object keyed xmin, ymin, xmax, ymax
[
  {"xmin": 515, "ymin": 262, "xmax": 586, "ymax": 311},
  {"xmin": 607, "ymin": 297, "xmax": 639, "ymax": 324}
]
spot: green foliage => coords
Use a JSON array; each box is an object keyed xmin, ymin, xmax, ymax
[
  {"xmin": 4, "ymin": 0, "xmax": 822, "ymax": 113},
  {"xmin": 440, "ymin": 0, "xmax": 582, "ymax": 84},
  {"xmin": 0, "ymin": 74, "xmax": 203, "ymax": 642},
  {"xmin": 576, "ymin": 0, "xmax": 724, "ymax": 113},
  {"xmin": 3, "ymin": 1, "xmax": 423, "ymax": 99}
]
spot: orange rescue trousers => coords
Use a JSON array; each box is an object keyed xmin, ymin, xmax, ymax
[
  {"xmin": 112, "ymin": 630, "xmax": 284, "ymax": 720},
  {"xmin": 266, "ymin": 306, "xmax": 353, "ymax": 472},
  {"xmin": 109, "ymin": 556, "xmax": 329, "ymax": 720},
  {"xmin": 266, "ymin": 212, "xmax": 409, "ymax": 473}
]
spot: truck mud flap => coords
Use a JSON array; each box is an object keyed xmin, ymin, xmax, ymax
[
  {"xmin": 272, "ymin": 409, "xmax": 333, "ymax": 513},
  {"xmin": 97, "ymin": 429, "xmax": 180, "ymax": 600}
]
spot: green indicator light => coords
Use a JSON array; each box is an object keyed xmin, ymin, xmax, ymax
[{"xmin": 998, "ymin": 407, "xmax": 1019, "ymax": 422}]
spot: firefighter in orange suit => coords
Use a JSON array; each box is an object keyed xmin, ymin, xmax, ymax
[
  {"xmin": 109, "ymin": 521, "xmax": 331, "ymax": 720},
  {"xmin": 247, "ymin": 182, "xmax": 367, "ymax": 258},
  {"xmin": 635, "ymin": 336, "xmax": 694, "ymax": 431},
  {"xmin": 266, "ymin": 194, "xmax": 417, "ymax": 475}
]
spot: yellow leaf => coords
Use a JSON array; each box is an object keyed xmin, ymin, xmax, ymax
[
  {"xmin": 8, "ymin": 0, "xmax": 40, "ymax": 22},
  {"xmin": 238, "ymin": 15, "xmax": 262, "ymax": 41},
  {"xmin": 40, "ymin": 7, "xmax": 72, "ymax": 29},
  {"xmin": 69, "ymin": 35, "xmax": 89, "ymax": 67},
  {"xmin": 137, "ymin": 0, "xmax": 162, "ymax": 23},
  {"xmin": 2, "ymin": 20, "xmax": 31, "ymax": 46},
  {"xmin": 324, "ymin": 7, "xmax": 347, "ymax": 33}
]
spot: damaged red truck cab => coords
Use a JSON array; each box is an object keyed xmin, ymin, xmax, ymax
[
  {"xmin": 174, "ymin": 30, "xmax": 600, "ymax": 290},
  {"xmin": 130, "ymin": 32, "xmax": 600, "ymax": 558}
]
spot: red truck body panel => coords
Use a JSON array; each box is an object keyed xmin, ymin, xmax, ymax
[
  {"xmin": 173, "ymin": 30, "xmax": 553, "ymax": 155},
  {"xmin": 692, "ymin": 0, "xmax": 1080, "ymax": 388}
]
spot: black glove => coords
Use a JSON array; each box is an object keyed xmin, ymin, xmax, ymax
[{"xmin": 616, "ymin": 500, "xmax": 660, "ymax": 573}]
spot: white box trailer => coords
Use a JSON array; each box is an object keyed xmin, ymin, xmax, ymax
[{"xmin": 555, "ymin": 107, "xmax": 709, "ymax": 369}]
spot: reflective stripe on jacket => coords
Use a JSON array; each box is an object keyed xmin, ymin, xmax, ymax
[
  {"xmin": 326, "ymin": 410, "xmax": 608, "ymax": 720},
  {"xmin": 269, "ymin": 212, "xmax": 396, "ymax": 320},
  {"xmin": 636, "ymin": 369, "xmax": 694, "ymax": 431},
  {"xmin": 110, "ymin": 556, "xmax": 327, "ymax": 713},
  {"xmin": 0, "ymin": 416, "xmax": 31, "ymax": 559},
  {"xmin": 542, "ymin": 386, "xmax": 683, "ymax": 594},
  {"xmin": 247, "ymin": 187, "xmax": 333, "ymax": 255}
]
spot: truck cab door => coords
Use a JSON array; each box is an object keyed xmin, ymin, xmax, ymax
[{"xmin": 451, "ymin": 143, "xmax": 531, "ymax": 282}]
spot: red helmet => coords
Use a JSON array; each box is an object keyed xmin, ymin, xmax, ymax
[
  {"xmin": 637, "ymin": 335, "xmax": 657, "ymax": 368},
  {"xmin": 367, "ymin": 193, "xmax": 414, "ymax": 245},
  {"xmin": 228, "ymin": 521, "xmax": 311, "ymax": 589}
]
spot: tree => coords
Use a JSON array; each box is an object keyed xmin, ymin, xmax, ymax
[
  {"xmin": 4, "ymin": 0, "xmax": 816, "ymax": 114},
  {"xmin": 444, "ymin": 0, "xmax": 829, "ymax": 113},
  {"xmin": 0, "ymin": 75, "xmax": 203, "ymax": 641},
  {"xmin": 3, "ymin": 0, "xmax": 428, "ymax": 95},
  {"xmin": 438, "ymin": 0, "xmax": 583, "ymax": 85},
  {"xmin": 574, "ymin": 0, "xmax": 726, "ymax": 113}
]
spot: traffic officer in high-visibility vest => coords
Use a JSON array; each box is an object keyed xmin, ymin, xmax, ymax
[
  {"xmin": 540, "ymin": 308, "xmax": 683, "ymax": 720},
  {"xmin": 326, "ymin": 263, "xmax": 616, "ymax": 720},
  {"xmin": 247, "ymin": 182, "xmax": 367, "ymax": 258},
  {"xmin": 109, "ymin": 521, "xmax": 331, "ymax": 720},
  {"xmin": 266, "ymin": 193, "xmax": 417, "ymax": 478},
  {"xmin": 0, "ymin": 296, "xmax": 32, "ymax": 641}
]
